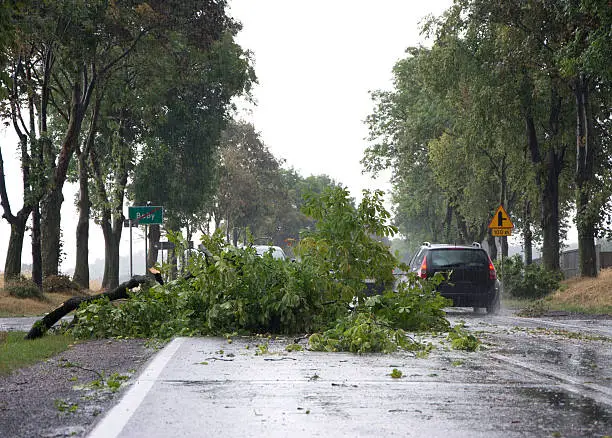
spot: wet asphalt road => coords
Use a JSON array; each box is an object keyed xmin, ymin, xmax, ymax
[
  {"xmin": 0, "ymin": 316, "xmax": 42, "ymax": 332},
  {"xmin": 0, "ymin": 316, "xmax": 73, "ymax": 332},
  {"xmin": 80, "ymin": 310, "xmax": 612, "ymax": 438}
]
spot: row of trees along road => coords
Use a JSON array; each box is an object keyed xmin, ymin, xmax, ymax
[
  {"xmin": 364, "ymin": 0, "xmax": 611, "ymax": 277},
  {"xmin": 0, "ymin": 1, "xmax": 256, "ymax": 288},
  {"xmin": 0, "ymin": 1, "xmax": 341, "ymax": 290}
]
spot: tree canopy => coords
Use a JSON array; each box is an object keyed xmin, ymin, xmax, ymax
[{"xmin": 364, "ymin": 0, "xmax": 611, "ymax": 275}]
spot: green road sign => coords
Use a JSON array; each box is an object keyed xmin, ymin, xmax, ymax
[{"xmin": 128, "ymin": 206, "xmax": 163, "ymax": 225}]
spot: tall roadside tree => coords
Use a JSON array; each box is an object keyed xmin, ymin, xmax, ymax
[
  {"xmin": 1, "ymin": 0, "xmax": 152, "ymax": 279},
  {"xmin": 213, "ymin": 121, "xmax": 284, "ymax": 246},
  {"xmin": 364, "ymin": 43, "xmax": 532, "ymax": 255},
  {"xmin": 50, "ymin": 1, "xmax": 253, "ymax": 289},
  {"xmin": 365, "ymin": 2, "xmax": 588, "ymax": 272},
  {"xmin": 364, "ymin": 48, "xmax": 456, "ymax": 249},
  {"xmin": 2, "ymin": 0, "xmax": 251, "ymax": 285},
  {"xmin": 0, "ymin": 1, "xmax": 30, "ymax": 282},
  {"xmin": 555, "ymin": 0, "xmax": 612, "ymax": 276},
  {"xmin": 460, "ymin": 0, "xmax": 579, "ymax": 272},
  {"xmin": 421, "ymin": 7, "xmax": 549, "ymax": 258},
  {"xmin": 130, "ymin": 22, "xmax": 255, "ymax": 279},
  {"xmin": 459, "ymin": 0, "xmax": 610, "ymax": 275},
  {"xmin": 0, "ymin": 1, "xmax": 58, "ymax": 283},
  {"xmin": 71, "ymin": 1, "xmax": 233, "ymax": 287}
]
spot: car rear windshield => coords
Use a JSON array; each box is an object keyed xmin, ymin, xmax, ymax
[{"xmin": 430, "ymin": 249, "xmax": 488, "ymax": 269}]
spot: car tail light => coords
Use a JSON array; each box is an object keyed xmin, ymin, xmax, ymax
[
  {"xmin": 417, "ymin": 256, "xmax": 427, "ymax": 279},
  {"xmin": 488, "ymin": 257, "xmax": 496, "ymax": 280}
]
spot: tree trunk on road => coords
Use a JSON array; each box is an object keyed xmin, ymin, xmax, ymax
[{"xmin": 25, "ymin": 275, "xmax": 151, "ymax": 340}]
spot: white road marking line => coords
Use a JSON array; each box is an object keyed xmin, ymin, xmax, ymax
[
  {"xmin": 87, "ymin": 337, "xmax": 186, "ymax": 438},
  {"xmin": 494, "ymin": 315, "xmax": 612, "ymax": 338}
]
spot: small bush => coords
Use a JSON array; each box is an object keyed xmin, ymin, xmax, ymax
[
  {"xmin": 43, "ymin": 274, "xmax": 80, "ymax": 294},
  {"xmin": 500, "ymin": 255, "xmax": 562, "ymax": 299},
  {"xmin": 6, "ymin": 277, "xmax": 44, "ymax": 300}
]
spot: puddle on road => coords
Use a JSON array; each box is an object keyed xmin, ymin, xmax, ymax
[{"xmin": 518, "ymin": 386, "xmax": 612, "ymax": 435}]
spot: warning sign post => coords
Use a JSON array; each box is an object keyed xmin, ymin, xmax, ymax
[{"xmin": 488, "ymin": 205, "xmax": 514, "ymax": 237}]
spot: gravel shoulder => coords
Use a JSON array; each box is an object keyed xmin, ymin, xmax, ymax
[{"xmin": 0, "ymin": 338, "xmax": 157, "ymax": 438}]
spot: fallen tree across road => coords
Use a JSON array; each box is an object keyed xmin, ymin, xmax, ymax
[{"xmin": 25, "ymin": 275, "xmax": 151, "ymax": 340}]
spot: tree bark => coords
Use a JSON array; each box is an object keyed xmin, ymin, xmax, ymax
[
  {"xmin": 578, "ymin": 223, "xmax": 597, "ymax": 276},
  {"xmin": 147, "ymin": 224, "xmax": 161, "ymax": 269},
  {"xmin": 501, "ymin": 236, "xmax": 509, "ymax": 259},
  {"xmin": 41, "ymin": 187, "xmax": 64, "ymax": 277},
  {"xmin": 41, "ymin": 79, "xmax": 91, "ymax": 277},
  {"xmin": 499, "ymin": 157, "xmax": 509, "ymax": 259},
  {"xmin": 574, "ymin": 74, "xmax": 598, "ymax": 277},
  {"xmin": 523, "ymin": 77, "xmax": 564, "ymax": 273},
  {"xmin": 523, "ymin": 200, "xmax": 533, "ymax": 265},
  {"xmin": 100, "ymin": 213, "xmax": 123, "ymax": 290},
  {"xmin": 31, "ymin": 205, "xmax": 43, "ymax": 288},
  {"xmin": 444, "ymin": 203, "xmax": 453, "ymax": 242},
  {"xmin": 73, "ymin": 96, "xmax": 101, "ymax": 288},
  {"xmin": 540, "ymin": 149, "xmax": 561, "ymax": 271},
  {"xmin": 3, "ymin": 212, "xmax": 30, "ymax": 281},
  {"xmin": 73, "ymin": 151, "xmax": 91, "ymax": 288},
  {"xmin": 232, "ymin": 226, "xmax": 239, "ymax": 247},
  {"xmin": 25, "ymin": 275, "xmax": 151, "ymax": 340},
  {"xmin": 487, "ymin": 233, "xmax": 498, "ymax": 261},
  {"xmin": 1, "ymin": 100, "xmax": 33, "ymax": 281},
  {"xmin": 32, "ymin": 46, "xmax": 52, "ymax": 288},
  {"xmin": 41, "ymin": 86, "xmax": 80, "ymax": 277}
]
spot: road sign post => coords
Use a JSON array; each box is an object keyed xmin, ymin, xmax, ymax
[
  {"xmin": 488, "ymin": 205, "xmax": 514, "ymax": 298},
  {"xmin": 128, "ymin": 206, "xmax": 163, "ymax": 225},
  {"xmin": 127, "ymin": 206, "xmax": 164, "ymax": 276},
  {"xmin": 488, "ymin": 205, "xmax": 514, "ymax": 238}
]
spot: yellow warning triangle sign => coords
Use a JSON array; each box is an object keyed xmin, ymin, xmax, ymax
[{"xmin": 488, "ymin": 205, "xmax": 514, "ymax": 229}]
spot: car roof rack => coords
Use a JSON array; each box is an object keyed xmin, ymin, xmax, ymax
[{"xmin": 471, "ymin": 242, "xmax": 481, "ymax": 248}]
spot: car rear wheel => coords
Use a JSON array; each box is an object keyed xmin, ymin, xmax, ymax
[{"xmin": 486, "ymin": 292, "xmax": 501, "ymax": 315}]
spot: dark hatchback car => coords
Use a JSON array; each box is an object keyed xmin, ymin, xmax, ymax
[{"xmin": 408, "ymin": 242, "xmax": 500, "ymax": 314}]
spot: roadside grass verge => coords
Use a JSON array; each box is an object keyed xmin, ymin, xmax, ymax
[
  {"xmin": 504, "ymin": 297, "xmax": 611, "ymax": 316},
  {"xmin": 0, "ymin": 290, "xmax": 82, "ymax": 317},
  {"xmin": 503, "ymin": 267, "xmax": 612, "ymax": 316},
  {"xmin": 0, "ymin": 274, "xmax": 96, "ymax": 317},
  {"xmin": 0, "ymin": 331, "xmax": 76, "ymax": 376}
]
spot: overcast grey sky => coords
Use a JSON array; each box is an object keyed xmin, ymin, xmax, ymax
[
  {"xmin": 229, "ymin": 0, "xmax": 451, "ymax": 191},
  {"xmin": 0, "ymin": 0, "xmax": 452, "ymax": 271}
]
